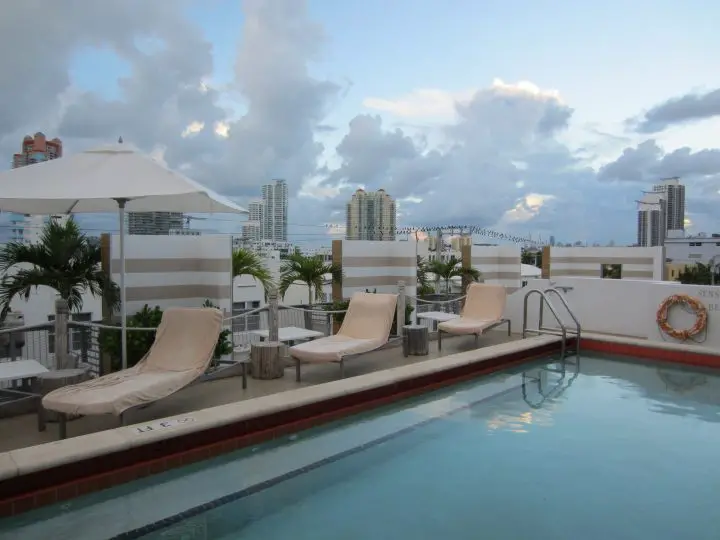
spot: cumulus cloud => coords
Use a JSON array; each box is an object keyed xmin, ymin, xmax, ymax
[
  {"xmin": 598, "ymin": 139, "xmax": 720, "ymax": 234},
  {"xmin": 598, "ymin": 140, "xmax": 720, "ymax": 182},
  {"xmin": 320, "ymin": 78, "xmax": 578, "ymax": 232},
  {"xmin": 202, "ymin": 0, "xmax": 341, "ymax": 196},
  {"xmin": 630, "ymin": 87, "xmax": 720, "ymax": 133},
  {"xmin": 0, "ymin": 0, "xmax": 718, "ymax": 244}
]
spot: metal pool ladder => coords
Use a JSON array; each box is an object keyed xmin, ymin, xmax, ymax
[{"xmin": 522, "ymin": 288, "xmax": 582, "ymax": 360}]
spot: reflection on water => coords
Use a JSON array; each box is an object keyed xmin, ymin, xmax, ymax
[
  {"xmin": 487, "ymin": 354, "xmax": 720, "ymax": 434},
  {"xmin": 484, "ymin": 357, "xmax": 580, "ymax": 434}
]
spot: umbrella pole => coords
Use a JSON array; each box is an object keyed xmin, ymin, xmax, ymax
[{"xmin": 116, "ymin": 199, "xmax": 129, "ymax": 370}]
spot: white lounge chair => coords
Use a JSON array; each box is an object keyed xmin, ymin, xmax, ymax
[
  {"xmin": 437, "ymin": 283, "xmax": 510, "ymax": 350},
  {"xmin": 42, "ymin": 307, "xmax": 223, "ymax": 439},
  {"xmin": 289, "ymin": 292, "xmax": 398, "ymax": 381}
]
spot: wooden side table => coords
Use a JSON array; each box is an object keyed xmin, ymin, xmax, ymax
[
  {"xmin": 250, "ymin": 341, "xmax": 285, "ymax": 379},
  {"xmin": 402, "ymin": 325, "xmax": 429, "ymax": 357}
]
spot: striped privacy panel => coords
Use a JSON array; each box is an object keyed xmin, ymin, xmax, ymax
[
  {"xmin": 336, "ymin": 240, "xmax": 417, "ymax": 300},
  {"xmin": 470, "ymin": 246, "xmax": 522, "ymax": 292},
  {"xmin": 549, "ymin": 247, "xmax": 664, "ymax": 280},
  {"xmin": 111, "ymin": 234, "xmax": 233, "ymax": 316}
]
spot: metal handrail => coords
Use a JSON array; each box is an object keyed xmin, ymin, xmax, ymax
[
  {"xmin": 543, "ymin": 287, "xmax": 582, "ymax": 356},
  {"xmin": 0, "ymin": 322, "xmax": 53, "ymax": 335},
  {"xmin": 523, "ymin": 289, "xmax": 568, "ymax": 359}
]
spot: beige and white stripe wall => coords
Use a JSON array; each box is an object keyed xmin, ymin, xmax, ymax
[
  {"xmin": 545, "ymin": 246, "xmax": 665, "ymax": 281},
  {"xmin": 332, "ymin": 240, "xmax": 417, "ymax": 300},
  {"xmin": 105, "ymin": 234, "xmax": 233, "ymax": 317},
  {"xmin": 463, "ymin": 245, "xmax": 522, "ymax": 292}
]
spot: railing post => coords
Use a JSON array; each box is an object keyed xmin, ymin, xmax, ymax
[
  {"xmin": 8, "ymin": 331, "xmax": 17, "ymax": 361},
  {"xmin": 268, "ymin": 287, "xmax": 279, "ymax": 343},
  {"xmin": 397, "ymin": 280, "xmax": 406, "ymax": 336},
  {"xmin": 54, "ymin": 298, "xmax": 70, "ymax": 370}
]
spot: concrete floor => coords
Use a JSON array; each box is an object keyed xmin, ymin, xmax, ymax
[{"xmin": 0, "ymin": 331, "xmax": 520, "ymax": 453}]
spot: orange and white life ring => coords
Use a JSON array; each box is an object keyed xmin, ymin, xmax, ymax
[{"xmin": 656, "ymin": 294, "xmax": 708, "ymax": 341}]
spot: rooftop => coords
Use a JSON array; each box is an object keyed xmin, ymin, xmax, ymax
[{"xmin": 0, "ymin": 330, "xmax": 519, "ymax": 453}]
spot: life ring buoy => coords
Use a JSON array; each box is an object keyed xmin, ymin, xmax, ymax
[{"xmin": 656, "ymin": 294, "xmax": 708, "ymax": 341}]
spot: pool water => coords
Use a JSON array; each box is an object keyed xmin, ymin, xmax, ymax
[{"xmin": 4, "ymin": 354, "xmax": 720, "ymax": 540}]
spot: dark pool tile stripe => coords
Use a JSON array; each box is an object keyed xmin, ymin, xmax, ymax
[
  {"xmin": 582, "ymin": 339, "xmax": 720, "ymax": 369},
  {"xmin": 109, "ymin": 385, "xmax": 524, "ymax": 539}
]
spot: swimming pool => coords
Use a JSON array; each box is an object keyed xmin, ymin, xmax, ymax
[{"xmin": 3, "ymin": 353, "xmax": 720, "ymax": 539}]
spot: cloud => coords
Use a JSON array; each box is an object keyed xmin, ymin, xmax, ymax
[
  {"xmin": 598, "ymin": 139, "xmax": 720, "ymax": 234},
  {"xmin": 363, "ymin": 89, "xmax": 475, "ymax": 119},
  {"xmin": 1, "ymin": 0, "xmax": 718, "ymax": 245},
  {"xmin": 200, "ymin": 0, "xmax": 341, "ymax": 196},
  {"xmin": 598, "ymin": 140, "xmax": 720, "ymax": 182},
  {"xmin": 630, "ymin": 87, "xmax": 720, "ymax": 133},
  {"xmin": 320, "ymin": 78, "xmax": 579, "ymax": 233}
]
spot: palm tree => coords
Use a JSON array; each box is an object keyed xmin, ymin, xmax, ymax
[
  {"xmin": 279, "ymin": 253, "xmax": 343, "ymax": 305},
  {"xmin": 416, "ymin": 256, "xmax": 433, "ymax": 296},
  {"xmin": 0, "ymin": 217, "xmax": 120, "ymax": 368},
  {"xmin": 232, "ymin": 248, "xmax": 274, "ymax": 295},
  {"xmin": 426, "ymin": 255, "xmax": 481, "ymax": 296}
]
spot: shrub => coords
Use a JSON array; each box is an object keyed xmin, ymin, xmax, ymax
[{"xmin": 100, "ymin": 301, "xmax": 233, "ymax": 372}]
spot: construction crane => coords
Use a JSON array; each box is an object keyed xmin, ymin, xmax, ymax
[{"xmin": 185, "ymin": 215, "xmax": 208, "ymax": 228}]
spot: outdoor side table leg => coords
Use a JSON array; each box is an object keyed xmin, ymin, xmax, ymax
[
  {"xmin": 58, "ymin": 413, "xmax": 67, "ymax": 440},
  {"xmin": 242, "ymin": 362, "xmax": 247, "ymax": 390},
  {"xmin": 37, "ymin": 397, "xmax": 46, "ymax": 432}
]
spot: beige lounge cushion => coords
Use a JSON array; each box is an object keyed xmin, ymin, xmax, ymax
[
  {"xmin": 289, "ymin": 335, "xmax": 385, "ymax": 363},
  {"xmin": 42, "ymin": 307, "xmax": 223, "ymax": 416},
  {"xmin": 289, "ymin": 292, "xmax": 397, "ymax": 364},
  {"xmin": 438, "ymin": 318, "xmax": 501, "ymax": 335},
  {"xmin": 438, "ymin": 283, "xmax": 506, "ymax": 335}
]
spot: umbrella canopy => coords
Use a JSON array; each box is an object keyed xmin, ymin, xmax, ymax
[
  {"xmin": 0, "ymin": 142, "xmax": 247, "ymax": 370},
  {"xmin": 0, "ymin": 143, "xmax": 247, "ymax": 215}
]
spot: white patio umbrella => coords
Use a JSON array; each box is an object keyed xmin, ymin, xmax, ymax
[{"xmin": 0, "ymin": 142, "xmax": 248, "ymax": 369}]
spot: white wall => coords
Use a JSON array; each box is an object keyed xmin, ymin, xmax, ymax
[
  {"xmin": 665, "ymin": 237, "xmax": 720, "ymax": 264},
  {"xmin": 507, "ymin": 277, "xmax": 720, "ymax": 348},
  {"xmin": 9, "ymin": 285, "xmax": 103, "ymax": 327}
]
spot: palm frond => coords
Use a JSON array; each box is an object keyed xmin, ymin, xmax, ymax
[
  {"xmin": 232, "ymin": 248, "xmax": 275, "ymax": 293},
  {"xmin": 279, "ymin": 253, "xmax": 342, "ymax": 303},
  {"xmin": 0, "ymin": 216, "xmax": 120, "ymax": 317}
]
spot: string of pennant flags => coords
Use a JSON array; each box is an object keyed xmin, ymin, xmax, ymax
[{"xmin": 323, "ymin": 223, "xmax": 543, "ymax": 246}]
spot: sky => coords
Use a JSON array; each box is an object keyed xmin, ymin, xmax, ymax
[{"xmin": 1, "ymin": 0, "xmax": 720, "ymax": 247}]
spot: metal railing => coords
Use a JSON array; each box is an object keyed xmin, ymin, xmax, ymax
[
  {"xmin": 0, "ymin": 282, "xmax": 425, "ymax": 378},
  {"xmin": 410, "ymin": 293, "xmax": 465, "ymax": 330}
]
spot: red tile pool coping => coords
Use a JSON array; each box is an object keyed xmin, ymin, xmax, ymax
[
  {"xmin": 1, "ymin": 335, "xmax": 718, "ymax": 518},
  {"xmin": 582, "ymin": 337, "xmax": 720, "ymax": 369}
]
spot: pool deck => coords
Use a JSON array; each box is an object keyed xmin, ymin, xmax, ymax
[{"xmin": 0, "ymin": 330, "xmax": 520, "ymax": 453}]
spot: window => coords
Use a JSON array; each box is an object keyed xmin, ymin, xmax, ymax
[
  {"xmin": 48, "ymin": 312, "xmax": 92, "ymax": 354},
  {"xmin": 233, "ymin": 301, "xmax": 246, "ymax": 310},
  {"xmin": 601, "ymin": 264, "xmax": 622, "ymax": 279},
  {"xmin": 251, "ymin": 301, "xmax": 261, "ymax": 308}
]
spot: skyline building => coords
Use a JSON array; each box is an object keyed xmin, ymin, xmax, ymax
[
  {"xmin": 5, "ymin": 133, "xmax": 64, "ymax": 244},
  {"xmin": 637, "ymin": 192, "xmax": 666, "ymax": 247},
  {"xmin": 261, "ymin": 179, "xmax": 288, "ymax": 242},
  {"xmin": 652, "ymin": 177, "xmax": 686, "ymax": 237},
  {"xmin": 345, "ymin": 188, "xmax": 397, "ymax": 241}
]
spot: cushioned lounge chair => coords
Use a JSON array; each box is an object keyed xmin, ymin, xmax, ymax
[
  {"xmin": 289, "ymin": 292, "xmax": 398, "ymax": 381},
  {"xmin": 42, "ymin": 307, "xmax": 223, "ymax": 439},
  {"xmin": 437, "ymin": 283, "xmax": 510, "ymax": 350}
]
